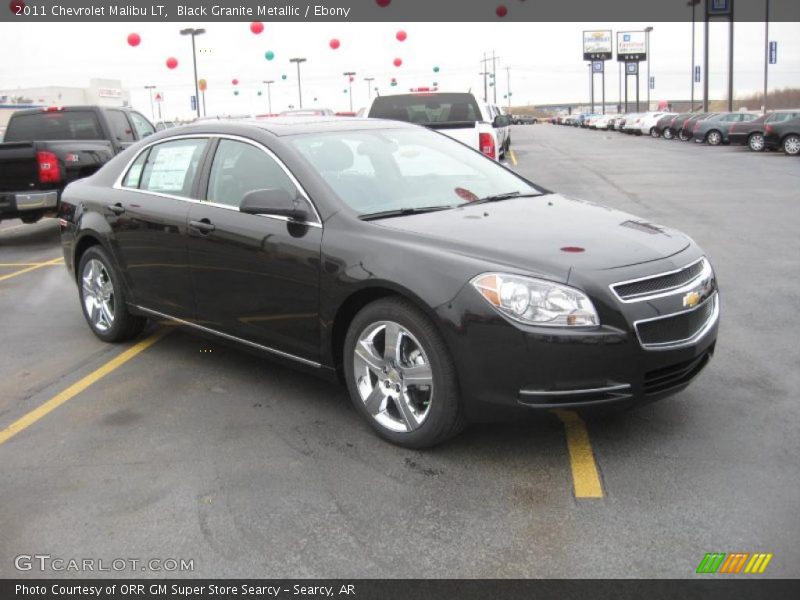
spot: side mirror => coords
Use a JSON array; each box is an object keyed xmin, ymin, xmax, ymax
[
  {"xmin": 240, "ymin": 188, "xmax": 308, "ymax": 221},
  {"xmin": 493, "ymin": 115, "xmax": 510, "ymax": 128}
]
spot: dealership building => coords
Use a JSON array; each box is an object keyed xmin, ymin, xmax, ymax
[{"xmin": 0, "ymin": 78, "xmax": 131, "ymax": 127}]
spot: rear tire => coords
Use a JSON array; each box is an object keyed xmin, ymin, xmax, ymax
[
  {"xmin": 678, "ymin": 129, "xmax": 690, "ymax": 142},
  {"xmin": 782, "ymin": 134, "xmax": 800, "ymax": 156},
  {"xmin": 748, "ymin": 133, "xmax": 765, "ymax": 152},
  {"xmin": 343, "ymin": 297, "xmax": 465, "ymax": 448},
  {"xmin": 78, "ymin": 246, "xmax": 147, "ymax": 343},
  {"xmin": 706, "ymin": 130, "xmax": 723, "ymax": 146},
  {"xmin": 650, "ymin": 127, "xmax": 660, "ymax": 138},
  {"xmin": 664, "ymin": 128, "xmax": 674, "ymax": 140}
]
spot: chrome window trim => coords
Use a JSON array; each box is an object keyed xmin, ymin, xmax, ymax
[
  {"xmin": 112, "ymin": 132, "xmax": 323, "ymax": 228},
  {"xmin": 610, "ymin": 257, "xmax": 710, "ymax": 303},
  {"xmin": 633, "ymin": 293, "xmax": 719, "ymax": 351},
  {"xmin": 133, "ymin": 305, "xmax": 321, "ymax": 368}
]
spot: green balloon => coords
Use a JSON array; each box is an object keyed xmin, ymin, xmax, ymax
[
  {"xmin": 265, "ymin": 50, "xmax": 274, "ymax": 61},
  {"xmin": 234, "ymin": 90, "xmax": 239, "ymax": 96},
  {"xmin": 433, "ymin": 81, "xmax": 438, "ymax": 86},
  {"xmin": 313, "ymin": 97, "xmax": 318, "ymax": 101},
  {"xmin": 433, "ymin": 66, "xmax": 439, "ymax": 72},
  {"xmin": 257, "ymin": 91, "xmax": 262, "ymax": 96},
  {"xmin": 281, "ymin": 74, "xmax": 287, "ymax": 80},
  {"xmin": 503, "ymin": 94, "xmax": 507, "ymax": 99},
  {"xmin": 343, "ymin": 89, "xmax": 347, "ymax": 93}
]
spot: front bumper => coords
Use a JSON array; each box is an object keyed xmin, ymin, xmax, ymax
[
  {"xmin": 436, "ymin": 253, "xmax": 719, "ymax": 420},
  {"xmin": 0, "ymin": 190, "xmax": 58, "ymax": 217}
]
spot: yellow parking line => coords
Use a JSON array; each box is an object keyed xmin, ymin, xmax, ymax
[
  {"xmin": 0, "ymin": 329, "xmax": 170, "ymax": 447},
  {"xmin": 0, "ymin": 257, "xmax": 63, "ymax": 282},
  {"xmin": 509, "ymin": 150, "xmax": 518, "ymax": 166},
  {"xmin": 554, "ymin": 410, "xmax": 604, "ymax": 499}
]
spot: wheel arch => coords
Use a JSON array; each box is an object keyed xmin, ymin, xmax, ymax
[{"xmin": 328, "ymin": 283, "xmax": 445, "ymax": 382}]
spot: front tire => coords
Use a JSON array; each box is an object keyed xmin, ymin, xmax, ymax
[
  {"xmin": 664, "ymin": 128, "xmax": 674, "ymax": 140},
  {"xmin": 650, "ymin": 127, "xmax": 660, "ymax": 138},
  {"xmin": 782, "ymin": 134, "xmax": 800, "ymax": 156},
  {"xmin": 343, "ymin": 298, "xmax": 464, "ymax": 448},
  {"xmin": 78, "ymin": 246, "xmax": 146, "ymax": 343},
  {"xmin": 678, "ymin": 129, "xmax": 690, "ymax": 142}
]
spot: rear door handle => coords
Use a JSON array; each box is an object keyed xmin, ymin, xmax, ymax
[
  {"xmin": 189, "ymin": 219, "xmax": 215, "ymax": 234},
  {"xmin": 106, "ymin": 203, "xmax": 125, "ymax": 215}
]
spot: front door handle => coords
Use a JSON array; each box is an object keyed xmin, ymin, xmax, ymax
[
  {"xmin": 189, "ymin": 219, "xmax": 216, "ymax": 234},
  {"xmin": 106, "ymin": 203, "xmax": 125, "ymax": 215}
]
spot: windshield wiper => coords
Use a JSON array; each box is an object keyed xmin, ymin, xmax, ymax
[
  {"xmin": 469, "ymin": 191, "xmax": 540, "ymax": 205},
  {"xmin": 359, "ymin": 205, "xmax": 454, "ymax": 221}
]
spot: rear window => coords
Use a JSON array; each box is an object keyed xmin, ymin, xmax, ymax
[
  {"xmin": 368, "ymin": 93, "xmax": 482, "ymax": 125},
  {"xmin": 5, "ymin": 110, "xmax": 103, "ymax": 142}
]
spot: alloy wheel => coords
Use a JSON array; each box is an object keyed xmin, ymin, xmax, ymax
[
  {"xmin": 81, "ymin": 258, "xmax": 115, "ymax": 332},
  {"xmin": 353, "ymin": 320, "xmax": 433, "ymax": 433},
  {"xmin": 707, "ymin": 131, "xmax": 722, "ymax": 145},
  {"xmin": 749, "ymin": 133, "xmax": 765, "ymax": 151},
  {"xmin": 783, "ymin": 135, "xmax": 800, "ymax": 156}
]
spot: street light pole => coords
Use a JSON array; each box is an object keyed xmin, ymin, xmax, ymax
[
  {"xmin": 343, "ymin": 71, "xmax": 356, "ymax": 112},
  {"xmin": 645, "ymin": 26, "xmax": 653, "ymax": 110},
  {"xmin": 179, "ymin": 27, "xmax": 205, "ymax": 118},
  {"xmin": 144, "ymin": 85, "xmax": 156, "ymax": 121},
  {"xmin": 364, "ymin": 77, "xmax": 375, "ymax": 101},
  {"xmin": 289, "ymin": 57, "xmax": 307, "ymax": 108},
  {"xmin": 763, "ymin": 0, "xmax": 770, "ymax": 113},
  {"xmin": 688, "ymin": 0, "xmax": 700, "ymax": 112},
  {"xmin": 262, "ymin": 80, "xmax": 274, "ymax": 114}
]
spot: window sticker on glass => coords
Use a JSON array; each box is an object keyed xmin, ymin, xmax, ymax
[{"xmin": 145, "ymin": 143, "xmax": 203, "ymax": 193}]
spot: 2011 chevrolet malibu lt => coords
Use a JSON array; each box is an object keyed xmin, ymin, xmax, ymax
[{"xmin": 59, "ymin": 118, "xmax": 719, "ymax": 448}]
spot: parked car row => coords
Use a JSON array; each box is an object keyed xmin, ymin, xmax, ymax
[{"xmin": 555, "ymin": 109, "xmax": 800, "ymax": 156}]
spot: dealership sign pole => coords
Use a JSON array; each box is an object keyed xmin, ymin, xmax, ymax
[
  {"xmin": 583, "ymin": 30, "xmax": 612, "ymax": 115},
  {"xmin": 617, "ymin": 31, "xmax": 646, "ymax": 113}
]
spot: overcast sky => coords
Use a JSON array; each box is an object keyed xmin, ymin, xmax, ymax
[{"xmin": 1, "ymin": 21, "xmax": 798, "ymax": 118}]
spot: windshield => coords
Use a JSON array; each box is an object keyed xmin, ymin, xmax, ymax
[{"xmin": 289, "ymin": 128, "xmax": 540, "ymax": 216}]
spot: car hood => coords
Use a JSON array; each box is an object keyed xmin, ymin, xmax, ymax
[{"xmin": 372, "ymin": 194, "xmax": 691, "ymax": 282}]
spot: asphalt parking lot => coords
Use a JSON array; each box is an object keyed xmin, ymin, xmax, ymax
[{"xmin": 1, "ymin": 123, "xmax": 798, "ymax": 579}]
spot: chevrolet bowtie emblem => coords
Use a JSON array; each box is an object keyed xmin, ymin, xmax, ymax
[{"xmin": 683, "ymin": 291, "xmax": 702, "ymax": 308}]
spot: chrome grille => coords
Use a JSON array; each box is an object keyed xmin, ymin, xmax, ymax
[
  {"xmin": 635, "ymin": 295, "xmax": 718, "ymax": 349},
  {"xmin": 613, "ymin": 259, "xmax": 706, "ymax": 302}
]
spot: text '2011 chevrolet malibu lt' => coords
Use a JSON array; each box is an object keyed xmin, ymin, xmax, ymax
[{"xmin": 59, "ymin": 118, "xmax": 719, "ymax": 448}]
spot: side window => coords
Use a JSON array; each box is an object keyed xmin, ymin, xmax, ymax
[
  {"xmin": 139, "ymin": 138, "xmax": 208, "ymax": 198},
  {"xmin": 206, "ymin": 139, "xmax": 297, "ymax": 208},
  {"xmin": 121, "ymin": 149, "xmax": 149, "ymax": 188},
  {"xmin": 107, "ymin": 110, "xmax": 135, "ymax": 142},
  {"xmin": 129, "ymin": 112, "xmax": 155, "ymax": 139}
]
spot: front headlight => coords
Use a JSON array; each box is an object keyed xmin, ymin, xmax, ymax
[{"xmin": 471, "ymin": 273, "xmax": 599, "ymax": 327}]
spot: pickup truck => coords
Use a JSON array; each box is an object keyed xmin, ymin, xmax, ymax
[
  {"xmin": 0, "ymin": 105, "xmax": 155, "ymax": 224},
  {"xmin": 365, "ymin": 92, "xmax": 511, "ymax": 160}
]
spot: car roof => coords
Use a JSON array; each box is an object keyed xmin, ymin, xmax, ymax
[{"xmin": 172, "ymin": 116, "xmax": 417, "ymax": 137}]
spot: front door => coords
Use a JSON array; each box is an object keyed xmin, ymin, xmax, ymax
[{"xmin": 187, "ymin": 137, "xmax": 322, "ymax": 362}]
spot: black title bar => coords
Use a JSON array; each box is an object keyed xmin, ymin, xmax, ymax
[{"xmin": 3, "ymin": 0, "xmax": 800, "ymax": 22}]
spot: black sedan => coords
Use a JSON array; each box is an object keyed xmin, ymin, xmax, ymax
[{"xmin": 59, "ymin": 118, "xmax": 719, "ymax": 448}]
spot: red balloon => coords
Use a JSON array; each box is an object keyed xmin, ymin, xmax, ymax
[
  {"xmin": 166, "ymin": 57, "xmax": 178, "ymax": 70},
  {"xmin": 391, "ymin": 77, "xmax": 397, "ymax": 83},
  {"xmin": 496, "ymin": 5, "xmax": 508, "ymax": 17},
  {"xmin": 396, "ymin": 30, "xmax": 407, "ymax": 42},
  {"xmin": 393, "ymin": 58, "xmax": 402, "ymax": 67},
  {"xmin": 348, "ymin": 76, "xmax": 354, "ymax": 83},
  {"xmin": 250, "ymin": 21, "xmax": 264, "ymax": 34},
  {"xmin": 376, "ymin": 0, "xmax": 391, "ymax": 6},
  {"xmin": 329, "ymin": 38, "xmax": 340, "ymax": 50},
  {"xmin": 127, "ymin": 33, "xmax": 141, "ymax": 47},
  {"xmin": 232, "ymin": 78, "xmax": 239, "ymax": 86}
]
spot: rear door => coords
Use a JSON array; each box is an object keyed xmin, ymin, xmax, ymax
[
  {"xmin": 105, "ymin": 109, "xmax": 138, "ymax": 151},
  {"xmin": 187, "ymin": 136, "xmax": 322, "ymax": 362},
  {"xmin": 110, "ymin": 136, "xmax": 209, "ymax": 318}
]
